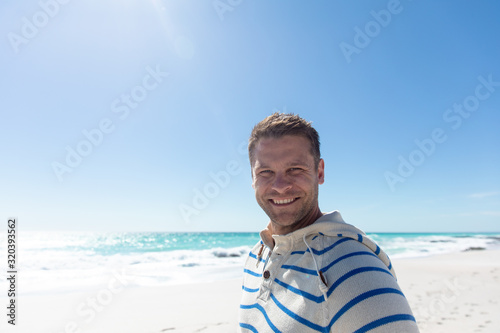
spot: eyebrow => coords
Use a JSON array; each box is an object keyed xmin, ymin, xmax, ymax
[
  {"xmin": 254, "ymin": 161, "xmax": 311, "ymax": 170},
  {"xmin": 287, "ymin": 160, "xmax": 310, "ymax": 167}
]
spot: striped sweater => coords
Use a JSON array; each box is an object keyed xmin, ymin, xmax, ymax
[{"xmin": 238, "ymin": 211, "xmax": 419, "ymax": 332}]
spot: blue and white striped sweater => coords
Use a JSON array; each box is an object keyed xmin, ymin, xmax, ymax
[{"xmin": 239, "ymin": 211, "xmax": 419, "ymax": 332}]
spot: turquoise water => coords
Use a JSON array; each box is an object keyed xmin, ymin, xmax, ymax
[
  {"xmin": 2, "ymin": 231, "xmax": 498, "ymax": 294},
  {"xmin": 35, "ymin": 231, "xmax": 498, "ymax": 255},
  {"xmin": 38, "ymin": 232, "xmax": 262, "ymax": 255},
  {"xmin": 21, "ymin": 231, "xmax": 500, "ymax": 257}
]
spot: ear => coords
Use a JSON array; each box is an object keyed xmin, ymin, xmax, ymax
[{"xmin": 317, "ymin": 159, "xmax": 325, "ymax": 185}]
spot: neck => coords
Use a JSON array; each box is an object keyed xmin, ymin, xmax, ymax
[{"xmin": 271, "ymin": 205, "xmax": 323, "ymax": 235}]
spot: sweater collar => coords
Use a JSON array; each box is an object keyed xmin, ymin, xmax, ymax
[{"xmin": 259, "ymin": 211, "xmax": 347, "ymax": 250}]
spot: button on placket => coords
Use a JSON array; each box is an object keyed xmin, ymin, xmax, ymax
[
  {"xmin": 262, "ymin": 251, "xmax": 278, "ymax": 287},
  {"xmin": 257, "ymin": 239, "xmax": 289, "ymax": 302},
  {"xmin": 262, "ymin": 247, "xmax": 285, "ymax": 283},
  {"xmin": 258, "ymin": 250, "xmax": 275, "ymax": 301}
]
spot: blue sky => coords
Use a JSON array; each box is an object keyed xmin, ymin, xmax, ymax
[{"xmin": 1, "ymin": 0, "xmax": 499, "ymax": 232}]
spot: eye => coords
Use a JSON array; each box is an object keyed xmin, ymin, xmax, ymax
[{"xmin": 259, "ymin": 170, "xmax": 273, "ymax": 175}]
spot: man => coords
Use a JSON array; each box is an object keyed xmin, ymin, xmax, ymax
[{"xmin": 239, "ymin": 113, "xmax": 419, "ymax": 332}]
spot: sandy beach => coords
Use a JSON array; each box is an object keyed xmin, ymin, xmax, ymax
[
  {"xmin": 1, "ymin": 249, "xmax": 499, "ymax": 333},
  {"xmin": 395, "ymin": 249, "xmax": 500, "ymax": 333}
]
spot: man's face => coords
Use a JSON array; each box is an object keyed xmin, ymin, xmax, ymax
[{"xmin": 251, "ymin": 135, "xmax": 324, "ymax": 231}]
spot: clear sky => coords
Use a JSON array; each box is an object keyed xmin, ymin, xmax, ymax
[{"xmin": 1, "ymin": 0, "xmax": 499, "ymax": 233}]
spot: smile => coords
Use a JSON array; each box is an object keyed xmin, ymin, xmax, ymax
[{"xmin": 271, "ymin": 198, "xmax": 298, "ymax": 205}]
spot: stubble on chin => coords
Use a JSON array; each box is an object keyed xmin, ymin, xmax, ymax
[
  {"xmin": 258, "ymin": 198, "xmax": 309, "ymax": 230},
  {"xmin": 267, "ymin": 188, "xmax": 320, "ymax": 231}
]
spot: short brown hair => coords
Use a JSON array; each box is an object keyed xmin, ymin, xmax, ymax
[{"xmin": 248, "ymin": 112, "xmax": 321, "ymax": 167}]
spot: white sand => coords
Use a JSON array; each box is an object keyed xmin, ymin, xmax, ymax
[
  {"xmin": 395, "ymin": 249, "xmax": 500, "ymax": 333},
  {"xmin": 1, "ymin": 249, "xmax": 498, "ymax": 332}
]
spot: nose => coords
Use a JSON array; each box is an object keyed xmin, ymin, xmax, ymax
[{"xmin": 271, "ymin": 173, "xmax": 292, "ymax": 194}]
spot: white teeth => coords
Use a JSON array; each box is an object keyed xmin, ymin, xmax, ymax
[{"xmin": 273, "ymin": 198, "xmax": 295, "ymax": 205}]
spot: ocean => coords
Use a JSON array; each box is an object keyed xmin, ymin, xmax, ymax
[{"xmin": 1, "ymin": 231, "xmax": 499, "ymax": 295}]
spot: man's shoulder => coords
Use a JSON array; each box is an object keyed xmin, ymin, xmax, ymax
[
  {"xmin": 304, "ymin": 232, "xmax": 397, "ymax": 283},
  {"xmin": 306, "ymin": 231, "xmax": 370, "ymax": 253}
]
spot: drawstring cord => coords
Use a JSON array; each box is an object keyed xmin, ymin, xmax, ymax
[
  {"xmin": 256, "ymin": 243, "xmax": 265, "ymax": 268},
  {"xmin": 256, "ymin": 243, "xmax": 271, "ymax": 272},
  {"xmin": 303, "ymin": 234, "xmax": 329, "ymax": 300}
]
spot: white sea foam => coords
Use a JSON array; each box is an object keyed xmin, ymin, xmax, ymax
[
  {"xmin": 0, "ymin": 239, "xmax": 252, "ymax": 295},
  {"xmin": 370, "ymin": 233, "xmax": 500, "ymax": 259}
]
